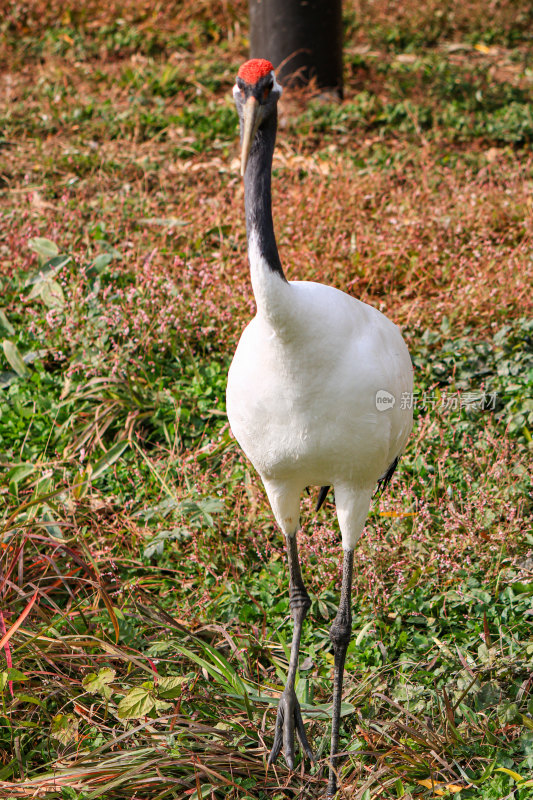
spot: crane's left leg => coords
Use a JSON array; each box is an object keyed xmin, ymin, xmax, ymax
[
  {"xmin": 268, "ymin": 532, "xmax": 314, "ymax": 769},
  {"xmin": 326, "ymin": 485, "xmax": 371, "ymax": 796},
  {"xmin": 327, "ymin": 548, "xmax": 354, "ymax": 796}
]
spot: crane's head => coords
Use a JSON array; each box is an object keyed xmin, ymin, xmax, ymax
[{"xmin": 233, "ymin": 59, "xmax": 282, "ymax": 176}]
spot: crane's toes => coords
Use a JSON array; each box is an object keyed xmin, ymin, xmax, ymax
[
  {"xmin": 268, "ymin": 705, "xmax": 284, "ymax": 766},
  {"xmin": 294, "ymin": 698, "xmax": 314, "ymax": 761},
  {"xmin": 268, "ymin": 689, "xmax": 314, "ymax": 769}
]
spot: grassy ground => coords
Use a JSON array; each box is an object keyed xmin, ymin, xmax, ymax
[{"xmin": 0, "ymin": 1, "xmax": 532, "ymax": 798}]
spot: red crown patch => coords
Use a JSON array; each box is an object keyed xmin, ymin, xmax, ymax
[{"xmin": 237, "ymin": 59, "xmax": 274, "ymax": 84}]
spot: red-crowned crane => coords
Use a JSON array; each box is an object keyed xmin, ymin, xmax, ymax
[{"xmin": 226, "ymin": 59, "xmax": 413, "ymax": 797}]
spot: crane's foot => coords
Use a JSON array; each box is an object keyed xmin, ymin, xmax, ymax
[{"xmin": 268, "ymin": 688, "xmax": 314, "ymax": 770}]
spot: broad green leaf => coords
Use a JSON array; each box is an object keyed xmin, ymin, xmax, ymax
[
  {"xmin": 40, "ymin": 279, "xmax": 65, "ymax": 309},
  {"xmin": 14, "ymin": 694, "xmax": 45, "ymax": 707},
  {"xmin": 28, "ymin": 237, "xmax": 59, "ymax": 260},
  {"xmin": 50, "ymin": 713, "xmax": 78, "ymax": 746},
  {"xmin": 157, "ymin": 675, "xmax": 188, "ymax": 699},
  {"xmin": 26, "ymin": 281, "xmax": 46, "ymax": 301},
  {"xmin": 6, "ymin": 464, "xmax": 35, "ymax": 485},
  {"xmin": 98, "ymin": 243, "xmax": 122, "ymax": 259},
  {"xmin": 134, "ymin": 497, "xmax": 179, "ymax": 521},
  {"xmin": 0, "ymin": 371, "xmax": 17, "ymax": 388},
  {"xmin": 0, "ymin": 759, "xmax": 17, "ymax": 780},
  {"xmin": 303, "ymin": 700, "xmax": 354, "ymax": 719},
  {"xmin": 2, "ymin": 341, "xmax": 30, "ymax": 378},
  {"xmin": 0, "ymin": 310, "xmax": 14, "ymax": 335},
  {"xmin": 154, "ymin": 698, "xmax": 172, "ymax": 713},
  {"xmin": 117, "ymin": 685, "xmax": 156, "ymax": 719},
  {"xmin": 318, "ymin": 599, "xmax": 330, "ymax": 619},
  {"xmin": 405, "ymin": 567, "xmax": 421, "ymax": 590},
  {"xmin": 179, "ymin": 497, "xmax": 224, "ymax": 528},
  {"xmin": 475, "ymin": 681, "xmax": 500, "ymax": 710},
  {"xmin": 432, "ymin": 636, "xmax": 454, "ymax": 659},
  {"xmin": 512, "ymin": 581, "xmax": 533, "ymax": 596},
  {"xmin": 41, "ymin": 509, "xmax": 63, "ymax": 539},
  {"xmin": 22, "ymin": 349, "xmax": 46, "ymax": 366},
  {"xmin": 82, "ymin": 667, "xmax": 116, "ymax": 699},
  {"xmin": 5, "ymin": 668, "xmax": 29, "ymax": 682},
  {"xmin": 91, "ymin": 253, "xmax": 114, "ymax": 272},
  {"xmin": 143, "ymin": 526, "xmax": 189, "ymax": 559},
  {"xmin": 28, "ymin": 276, "xmax": 65, "ymax": 308},
  {"xmin": 73, "ymin": 466, "xmax": 92, "ymax": 500},
  {"xmin": 43, "ymin": 254, "xmax": 71, "ymax": 271},
  {"xmin": 91, "ymin": 440, "xmax": 129, "ymax": 480},
  {"xmin": 26, "ymin": 255, "xmax": 71, "ymax": 288},
  {"xmin": 355, "ymin": 620, "xmax": 374, "ymax": 646}
]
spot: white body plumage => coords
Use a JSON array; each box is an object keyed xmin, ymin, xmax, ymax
[{"xmin": 226, "ymin": 237, "xmax": 413, "ymax": 549}]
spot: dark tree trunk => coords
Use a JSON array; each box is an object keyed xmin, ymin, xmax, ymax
[{"xmin": 249, "ymin": 0, "xmax": 343, "ymax": 97}]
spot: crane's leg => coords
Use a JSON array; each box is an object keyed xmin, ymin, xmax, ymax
[
  {"xmin": 326, "ymin": 485, "xmax": 372, "ymax": 796},
  {"xmin": 327, "ymin": 548, "xmax": 354, "ymax": 797},
  {"xmin": 268, "ymin": 532, "xmax": 314, "ymax": 768}
]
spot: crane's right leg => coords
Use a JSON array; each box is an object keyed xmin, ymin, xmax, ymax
[
  {"xmin": 326, "ymin": 548, "xmax": 354, "ymax": 797},
  {"xmin": 268, "ymin": 531, "xmax": 314, "ymax": 768}
]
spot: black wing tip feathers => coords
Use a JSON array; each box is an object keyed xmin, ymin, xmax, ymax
[
  {"xmin": 375, "ymin": 455, "xmax": 400, "ymax": 497},
  {"xmin": 313, "ymin": 459, "xmax": 400, "ymax": 512},
  {"xmin": 315, "ymin": 485, "xmax": 330, "ymax": 513}
]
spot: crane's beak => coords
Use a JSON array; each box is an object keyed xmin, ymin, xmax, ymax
[{"xmin": 241, "ymin": 96, "xmax": 261, "ymax": 177}]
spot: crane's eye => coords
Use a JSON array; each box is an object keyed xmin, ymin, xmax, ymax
[{"xmin": 263, "ymin": 82, "xmax": 273, "ymax": 102}]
